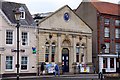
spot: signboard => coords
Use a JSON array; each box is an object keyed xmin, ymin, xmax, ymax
[
  {"xmin": 48, "ymin": 66, "xmax": 55, "ymax": 73},
  {"xmin": 46, "ymin": 64, "xmax": 55, "ymax": 73},
  {"xmin": 80, "ymin": 67, "xmax": 90, "ymax": 72}
]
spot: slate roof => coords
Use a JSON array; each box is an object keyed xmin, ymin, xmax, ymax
[
  {"xmin": 0, "ymin": 1, "xmax": 36, "ymax": 26},
  {"xmin": 90, "ymin": 0, "xmax": 119, "ymax": 15}
]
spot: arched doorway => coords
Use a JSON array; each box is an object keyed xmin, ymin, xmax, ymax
[{"xmin": 62, "ymin": 48, "xmax": 69, "ymax": 72}]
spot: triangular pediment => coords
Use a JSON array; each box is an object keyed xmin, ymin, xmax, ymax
[{"xmin": 39, "ymin": 5, "xmax": 92, "ymax": 33}]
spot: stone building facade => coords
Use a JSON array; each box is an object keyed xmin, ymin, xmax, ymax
[{"xmin": 37, "ymin": 5, "xmax": 93, "ymax": 73}]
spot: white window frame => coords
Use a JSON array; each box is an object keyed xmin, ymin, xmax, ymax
[
  {"xmin": 21, "ymin": 32, "xmax": 28, "ymax": 46},
  {"xmin": 104, "ymin": 27, "xmax": 110, "ymax": 37},
  {"xmin": 105, "ymin": 43, "xmax": 110, "ymax": 53},
  {"xmin": 5, "ymin": 56, "xmax": 14, "ymax": 71},
  {"xmin": 115, "ymin": 28, "xmax": 120, "ymax": 38},
  {"xmin": 21, "ymin": 56, "xmax": 28, "ymax": 71},
  {"xmin": 5, "ymin": 30, "xmax": 14, "ymax": 45}
]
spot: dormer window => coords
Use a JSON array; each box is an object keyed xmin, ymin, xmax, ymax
[
  {"xmin": 19, "ymin": 7, "xmax": 25, "ymax": 19},
  {"xmin": 20, "ymin": 11, "xmax": 25, "ymax": 19}
]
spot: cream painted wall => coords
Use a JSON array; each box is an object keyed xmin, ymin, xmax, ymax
[{"xmin": 0, "ymin": 11, "xmax": 37, "ymax": 74}]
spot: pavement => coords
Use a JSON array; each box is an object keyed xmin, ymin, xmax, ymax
[
  {"xmin": 1, "ymin": 73, "xmax": 100, "ymax": 79},
  {"xmin": 1, "ymin": 73, "xmax": 120, "ymax": 80}
]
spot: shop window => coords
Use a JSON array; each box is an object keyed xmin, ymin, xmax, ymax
[
  {"xmin": 103, "ymin": 58, "xmax": 107, "ymax": 68},
  {"xmin": 110, "ymin": 58, "xmax": 114, "ymax": 68}
]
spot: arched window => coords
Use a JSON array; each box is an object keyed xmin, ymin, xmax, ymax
[
  {"xmin": 45, "ymin": 42, "xmax": 50, "ymax": 62},
  {"xmin": 51, "ymin": 42, "xmax": 56, "ymax": 62},
  {"xmin": 76, "ymin": 43, "xmax": 80, "ymax": 62},
  {"xmin": 45, "ymin": 42, "xmax": 50, "ymax": 53},
  {"xmin": 52, "ymin": 42, "xmax": 56, "ymax": 54}
]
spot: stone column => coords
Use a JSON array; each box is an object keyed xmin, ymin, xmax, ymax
[
  {"xmin": 57, "ymin": 33, "xmax": 61, "ymax": 62},
  {"xmin": 72, "ymin": 35, "xmax": 76, "ymax": 62}
]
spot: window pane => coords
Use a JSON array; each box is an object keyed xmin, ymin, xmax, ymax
[
  {"xmin": 104, "ymin": 18, "xmax": 110, "ymax": 25},
  {"xmin": 110, "ymin": 58, "xmax": 114, "ymax": 68},
  {"xmin": 115, "ymin": 28, "xmax": 120, "ymax": 38},
  {"xmin": 103, "ymin": 58, "xmax": 107, "ymax": 68},
  {"xmin": 45, "ymin": 54, "xmax": 49, "ymax": 62},
  {"xmin": 51, "ymin": 54, "xmax": 54, "ymax": 62},
  {"xmin": 6, "ymin": 56, "xmax": 13, "ymax": 69},
  {"xmin": 6, "ymin": 30, "xmax": 13, "ymax": 44},
  {"xmin": 116, "ymin": 43, "xmax": 120, "ymax": 53},
  {"xmin": 21, "ymin": 65, "xmax": 27, "ymax": 70},
  {"xmin": 105, "ymin": 43, "xmax": 110, "ymax": 53},
  {"xmin": 22, "ymin": 32, "xmax": 28, "ymax": 45},
  {"xmin": 46, "ymin": 46, "xmax": 49, "ymax": 53},
  {"xmin": 21, "ymin": 56, "xmax": 27, "ymax": 70},
  {"xmin": 115, "ymin": 20, "xmax": 120, "ymax": 26},
  {"xmin": 76, "ymin": 47, "xmax": 80, "ymax": 54},
  {"xmin": 76, "ymin": 54, "xmax": 79, "ymax": 62},
  {"xmin": 104, "ymin": 27, "xmax": 110, "ymax": 37},
  {"xmin": 52, "ymin": 46, "xmax": 55, "ymax": 54}
]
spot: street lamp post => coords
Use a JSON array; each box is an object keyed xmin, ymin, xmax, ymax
[{"xmin": 14, "ymin": 9, "xmax": 21, "ymax": 80}]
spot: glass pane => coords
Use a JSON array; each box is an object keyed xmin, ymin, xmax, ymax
[
  {"xmin": 103, "ymin": 58, "xmax": 107, "ymax": 68},
  {"xmin": 6, "ymin": 56, "xmax": 13, "ymax": 69},
  {"xmin": 105, "ymin": 43, "xmax": 110, "ymax": 53},
  {"xmin": 52, "ymin": 46, "xmax": 55, "ymax": 53},
  {"xmin": 21, "ymin": 65, "xmax": 27, "ymax": 70},
  {"xmin": 104, "ymin": 18, "xmax": 110, "ymax": 25},
  {"xmin": 51, "ymin": 54, "xmax": 54, "ymax": 62},
  {"xmin": 115, "ymin": 20, "xmax": 120, "ymax": 26},
  {"xmin": 45, "ymin": 54, "xmax": 49, "ymax": 62},
  {"xmin": 110, "ymin": 58, "xmax": 114, "ymax": 68},
  {"xmin": 115, "ymin": 28, "xmax": 120, "ymax": 38},
  {"xmin": 104, "ymin": 27, "xmax": 109, "ymax": 37}
]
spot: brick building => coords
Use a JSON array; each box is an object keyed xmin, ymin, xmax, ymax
[{"xmin": 75, "ymin": 0, "xmax": 120, "ymax": 73}]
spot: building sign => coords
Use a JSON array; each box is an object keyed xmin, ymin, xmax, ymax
[{"xmin": 79, "ymin": 64, "xmax": 90, "ymax": 72}]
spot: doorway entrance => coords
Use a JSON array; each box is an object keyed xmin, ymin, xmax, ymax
[{"xmin": 62, "ymin": 48, "xmax": 69, "ymax": 72}]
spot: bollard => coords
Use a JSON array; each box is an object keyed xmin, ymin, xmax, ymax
[
  {"xmin": 98, "ymin": 72, "xmax": 101, "ymax": 79},
  {"xmin": 100, "ymin": 72, "xmax": 103, "ymax": 80}
]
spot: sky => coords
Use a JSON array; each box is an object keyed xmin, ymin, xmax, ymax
[{"xmin": 4, "ymin": 0, "xmax": 120, "ymax": 14}]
